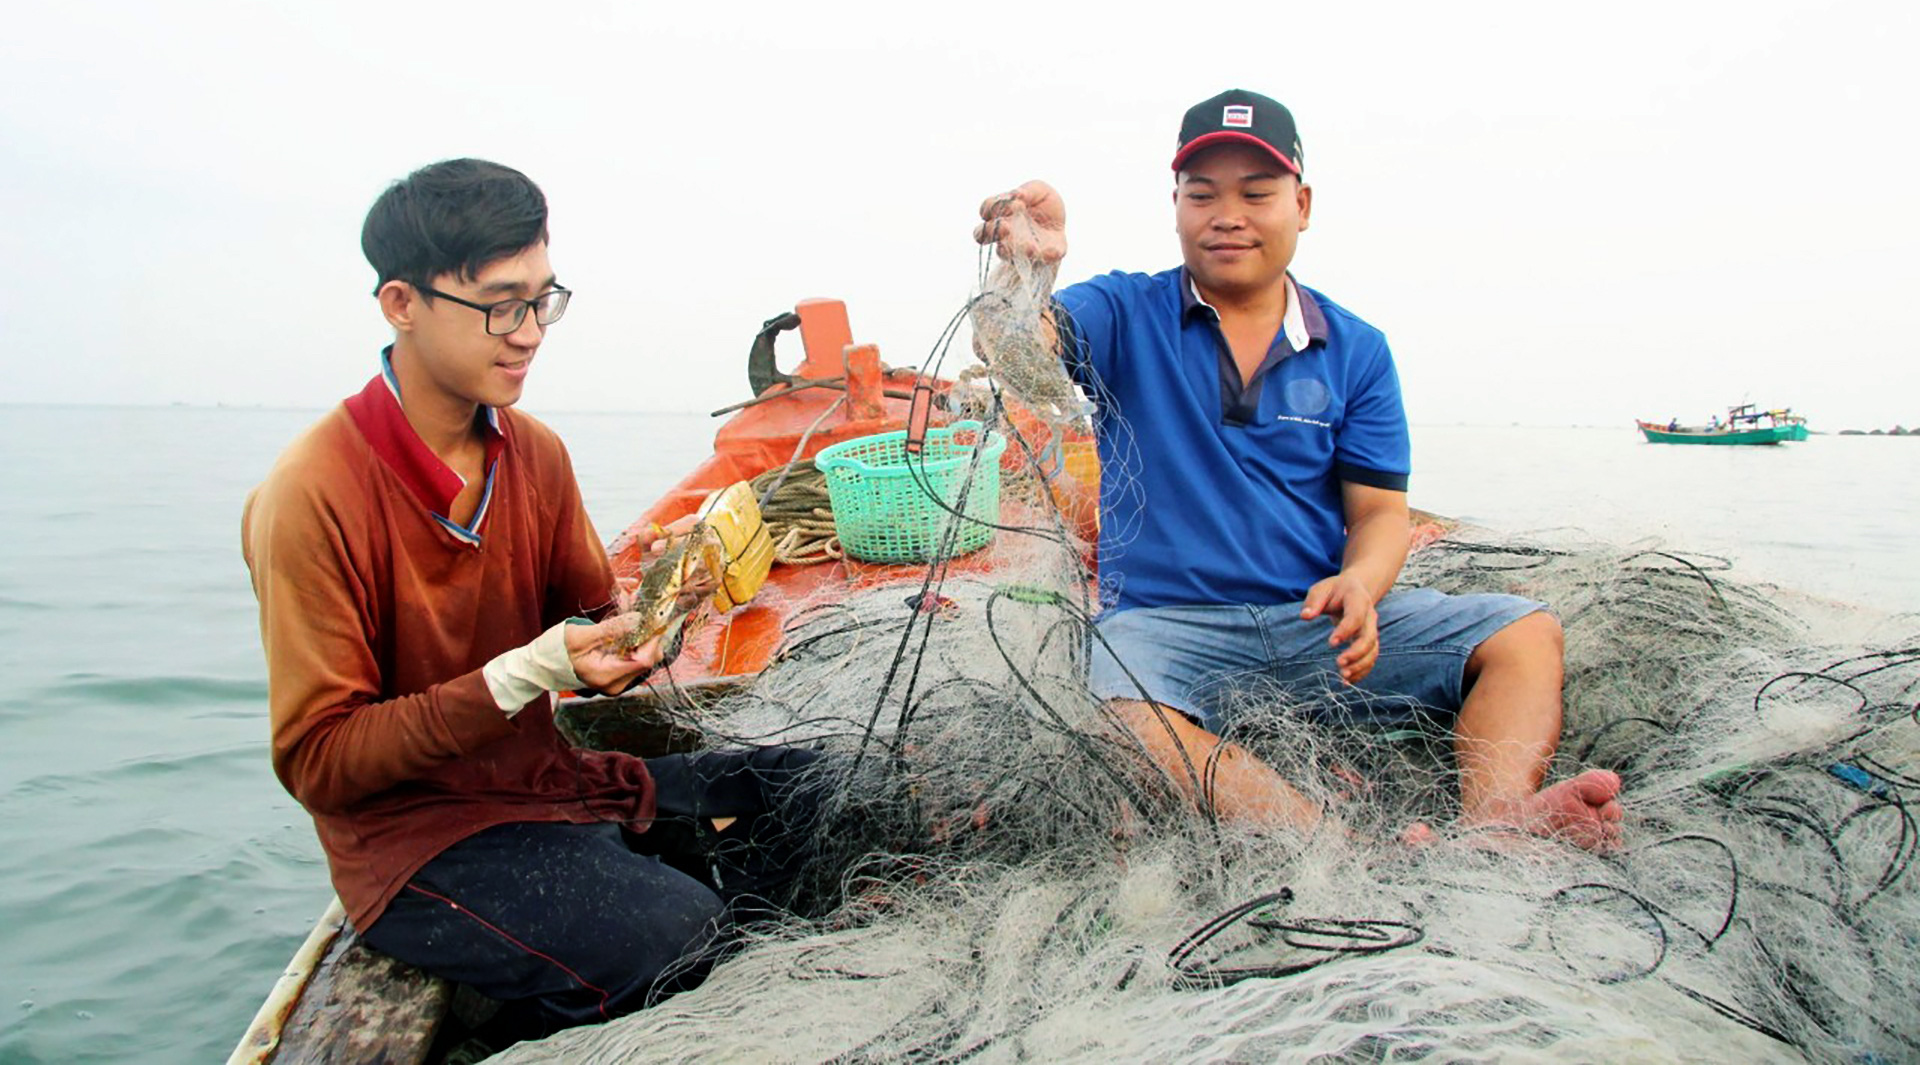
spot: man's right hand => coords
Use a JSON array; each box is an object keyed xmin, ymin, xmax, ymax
[
  {"xmin": 635, "ymin": 512, "xmax": 701, "ymax": 555},
  {"xmin": 974, "ymin": 180, "xmax": 1067, "ymax": 264}
]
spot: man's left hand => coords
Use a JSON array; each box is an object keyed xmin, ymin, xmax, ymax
[
  {"xmin": 1300, "ymin": 574, "xmax": 1380, "ymax": 685},
  {"xmin": 973, "ymin": 180, "xmax": 1068, "ymax": 264},
  {"xmin": 566, "ymin": 615, "xmax": 672, "ymax": 694}
]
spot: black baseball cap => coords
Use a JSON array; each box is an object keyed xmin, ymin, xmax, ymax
[{"xmin": 1172, "ymin": 89, "xmax": 1302, "ymax": 176}]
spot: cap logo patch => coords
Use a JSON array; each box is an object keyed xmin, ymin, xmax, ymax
[{"xmin": 1222, "ymin": 105, "xmax": 1253, "ymax": 128}]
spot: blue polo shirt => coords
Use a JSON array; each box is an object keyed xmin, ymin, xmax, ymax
[{"xmin": 1056, "ymin": 267, "xmax": 1410, "ymax": 611}]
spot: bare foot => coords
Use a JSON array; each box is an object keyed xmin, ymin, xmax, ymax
[{"xmin": 1465, "ymin": 769, "xmax": 1624, "ymax": 852}]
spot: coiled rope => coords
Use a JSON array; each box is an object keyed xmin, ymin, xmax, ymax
[{"xmin": 751, "ymin": 459, "xmax": 842, "ymax": 565}]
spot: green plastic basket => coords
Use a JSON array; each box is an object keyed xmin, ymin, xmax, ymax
[{"xmin": 814, "ymin": 420, "xmax": 1007, "ymax": 563}]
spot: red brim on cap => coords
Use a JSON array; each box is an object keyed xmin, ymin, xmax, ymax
[{"xmin": 1170, "ymin": 131, "xmax": 1300, "ymax": 174}]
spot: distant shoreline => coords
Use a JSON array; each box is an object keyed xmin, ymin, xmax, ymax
[{"xmin": 3, "ymin": 402, "xmax": 1915, "ymax": 435}]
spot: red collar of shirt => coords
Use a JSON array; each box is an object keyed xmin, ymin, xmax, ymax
[{"xmin": 343, "ymin": 347, "xmax": 507, "ymax": 517}]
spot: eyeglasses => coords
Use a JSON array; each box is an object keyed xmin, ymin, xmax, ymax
[{"xmin": 418, "ymin": 284, "xmax": 572, "ymax": 336}]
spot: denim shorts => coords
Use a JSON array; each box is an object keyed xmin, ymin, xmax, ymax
[{"xmin": 1087, "ymin": 588, "xmax": 1547, "ymax": 733}]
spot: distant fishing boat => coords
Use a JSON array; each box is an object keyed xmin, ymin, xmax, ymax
[{"xmin": 1637, "ymin": 403, "xmax": 1809, "ymax": 445}]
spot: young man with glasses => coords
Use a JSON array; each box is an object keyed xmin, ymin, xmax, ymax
[
  {"xmin": 243, "ymin": 158, "xmax": 823, "ymax": 1043},
  {"xmin": 974, "ymin": 91, "xmax": 1624, "ymax": 850}
]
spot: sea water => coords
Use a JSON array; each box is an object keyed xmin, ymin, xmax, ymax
[{"xmin": 0, "ymin": 405, "xmax": 1911, "ymax": 1063}]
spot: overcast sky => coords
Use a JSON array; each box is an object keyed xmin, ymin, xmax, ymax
[{"xmin": 2, "ymin": 0, "xmax": 1915, "ymax": 429}]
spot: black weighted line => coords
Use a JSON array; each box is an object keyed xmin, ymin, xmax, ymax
[
  {"xmin": 1662, "ymin": 978, "xmax": 1804, "ymax": 1052},
  {"xmin": 1166, "ymin": 889, "xmax": 1295, "ymax": 988},
  {"xmin": 1834, "ymin": 788, "xmax": 1917, "ymax": 904},
  {"xmin": 1640, "ymin": 833, "xmax": 1741, "ymax": 945},
  {"xmin": 1538, "ymin": 882, "xmax": 1670, "ymax": 985}
]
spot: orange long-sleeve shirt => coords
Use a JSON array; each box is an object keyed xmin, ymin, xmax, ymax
[{"xmin": 243, "ymin": 371, "xmax": 654, "ymax": 929}]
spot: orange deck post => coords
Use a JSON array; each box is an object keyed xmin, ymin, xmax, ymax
[
  {"xmin": 794, "ymin": 299, "xmax": 853, "ymax": 381},
  {"xmin": 843, "ymin": 344, "xmax": 885, "ymax": 422}
]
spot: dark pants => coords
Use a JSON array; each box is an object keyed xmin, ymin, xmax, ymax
[{"xmin": 359, "ymin": 746, "xmax": 825, "ymax": 1038}]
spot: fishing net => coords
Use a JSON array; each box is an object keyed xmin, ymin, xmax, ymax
[
  {"xmin": 964, "ymin": 255, "xmax": 1087, "ymax": 427},
  {"xmin": 495, "ymin": 266, "xmax": 1920, "ymax": 1063}
]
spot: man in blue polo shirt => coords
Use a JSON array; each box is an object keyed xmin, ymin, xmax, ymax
[{"xmin": 975, "ymin": 89, "xmax": 1623, "ymax": 849}]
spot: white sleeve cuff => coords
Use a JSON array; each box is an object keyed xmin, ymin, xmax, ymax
[{"xmin": 481, "ymin": 622, "xmax": 585, "ymax": 717}]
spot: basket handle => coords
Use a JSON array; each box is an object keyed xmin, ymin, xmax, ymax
[{"xmin": 904, "ymin": 376, "xmax": 936, "ymax": 456}]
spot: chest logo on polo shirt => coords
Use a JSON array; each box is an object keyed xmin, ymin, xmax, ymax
[{"xmin": 1284, "ymin": 377, "xmax": 1332, "ymax": 416}]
